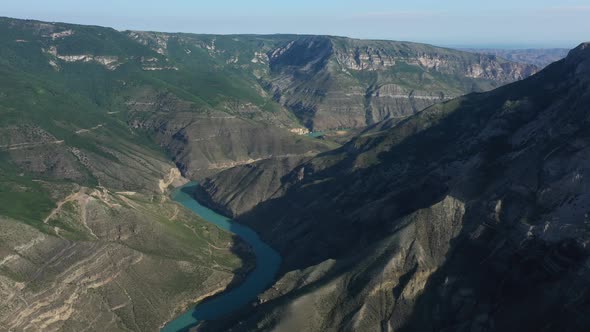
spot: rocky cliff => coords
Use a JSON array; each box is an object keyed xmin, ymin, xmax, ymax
[
  {"xmin": 266, "ymin": 36, "xmax": 538, "ymax": 130},
  {"xmin": 463, "ymin": 48, "xmax": 570, "ymax": 68}
]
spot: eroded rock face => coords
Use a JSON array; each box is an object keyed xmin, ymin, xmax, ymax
[
  {"xmin": 265, "ymin": 37, "xmax": 538, "ymax": 131},
  {"xmin": 127, "ymin": 31, "xmax": 170, "ymax": 55},
  {"xmin": 463, "ymin": 48, "xmax": 570, "ymax": 68},
  {"xmin": 45, "ymin": 46, "xmax": 121, "ymax": 70},
  {"xmin": 414, "ymin": 53, "xmax": 537, "ymax": 81},
  {"xmin": 336, "ymin": 46, "xmax": 397, "ymax": 71}
]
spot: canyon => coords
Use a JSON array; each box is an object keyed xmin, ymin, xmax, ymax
[{"xmin": 0, "ymin": 15, "xmax": 580, "ymax": 332}]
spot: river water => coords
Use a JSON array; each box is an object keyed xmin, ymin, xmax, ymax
[{"xmin": 161, "ymin": 183, "xmax": 281, "ymax": 332}]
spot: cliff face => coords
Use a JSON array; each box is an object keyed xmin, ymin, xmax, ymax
[
  {"xmin": 266, "ymin": 36, "xmax": 538, "ymax": 130},
  {"xmin": 463, "ymin": 48, "xmax": 570, "ymax": 68},
  {"xmin": 197, "ymin": 44, "xmax": 590, "ymax": 332}
]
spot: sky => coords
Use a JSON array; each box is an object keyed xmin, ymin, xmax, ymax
[{"xmin": 2, "ymin": 0, "xmax": 590, "ymax": 48}]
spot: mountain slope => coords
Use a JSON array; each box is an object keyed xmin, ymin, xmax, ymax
[
  {"xmin": 0, "ymin": 17, "xmax": 333, "ymax": 178},
  {"xmin": 197, "ymin": 43, "xmax": 590, "ymax": 331},
  {"xmin": 0, "ymin": 21, "xmax": 254, "ymax": 331}
]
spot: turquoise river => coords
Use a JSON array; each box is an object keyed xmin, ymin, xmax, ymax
[{"xmin": 161, "ymin": 183, "xmax": 281, "ymax": 332}]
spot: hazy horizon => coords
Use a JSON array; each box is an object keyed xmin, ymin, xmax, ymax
[{"xmin": 3, "ymin": 0, "xmax": 589, "ymax": 49}]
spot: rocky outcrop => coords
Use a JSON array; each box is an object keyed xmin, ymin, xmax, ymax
[
  {"xmin": 127, "ymin": 31, "xmax": 170, "ymax": 55},
  {"xmin": 289, "ymin": 127, "xmax": 310, "ymax": 135},
  {"xmin": 336, "ymin": 46, "xmax": 396, "ymax": 71},
  {"xmin": 45, "ymin": 46, "xmax": 121, "ymax": 70},
  {"xmin": 158, "ymin": 168, "xmax": 185, "ymax": 192}
]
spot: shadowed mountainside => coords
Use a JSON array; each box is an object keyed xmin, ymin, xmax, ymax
[{"xmin": 196, "ymin": 43, "xmax": 590, "ymax": 332}]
